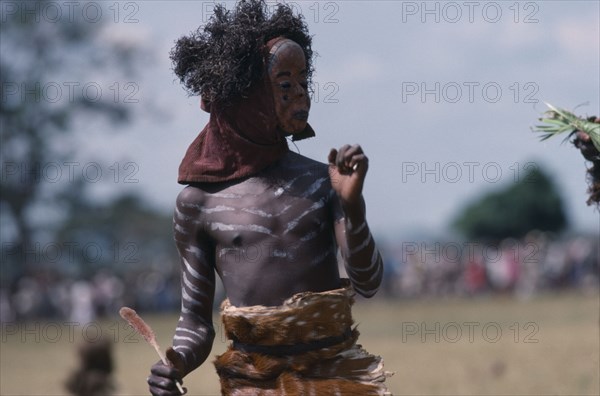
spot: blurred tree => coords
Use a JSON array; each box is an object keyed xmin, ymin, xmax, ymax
[
  {"xmin": 0, "ymin": 1, "xmax": 145, "ymax": 279},
  {"xmin": 53, "ymin": 193, "xmax": 176, "ymax": 278},
  {"xmin": 452, "ymin": 165, "xmax": 568, "ymax": 242}
]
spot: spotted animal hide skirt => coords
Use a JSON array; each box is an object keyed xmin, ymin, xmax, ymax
[{"xmin": 213, "ymin": 280, "xmax": 393, "ymax": 395}]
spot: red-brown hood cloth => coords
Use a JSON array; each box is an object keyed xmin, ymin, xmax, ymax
[{"xmin": 178, "ymin": 37, "xmax": 315, "ymax": 184}]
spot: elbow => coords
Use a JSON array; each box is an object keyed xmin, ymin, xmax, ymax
[
  {"xmin": 352, "ymin": 273, "xmax": 383, "ymax": 298},
  {"xmin": 355, "ymin": 286, "xmax": 379, "ymax": 298},
  {"xmin": 347, "ymin": 256, "xmax": 384, "ymax": 298},
  {"xmin": 173, "ymin": 322, "xmax": 216, "ymax": 374}
]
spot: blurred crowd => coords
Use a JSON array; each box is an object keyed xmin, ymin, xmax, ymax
[
  {"xmin": 0, "ymin": 268, "xmax": 182, "ymax": 323},
  {"xmin": 1, "ymin": 232, "xmax": 598, "ymax": 322},
  {"xmin": 379, "ymin": 231, "xmax": 599, "ymax": 299}
]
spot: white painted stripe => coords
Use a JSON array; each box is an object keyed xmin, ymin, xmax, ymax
[
  {"xmin": 203, "ymin": 205, "xmax": 235, "ymax": 214},
  {"xmin": 182, "ymin": 271, "xmax": 208, "ymax": 297},
  {"xmin": 211, "ymin": 222, "xmax": 275, "ymax": 236},
  {"xmin": 182, "ymin": 288, "xmax": 204, "ymax": 307},
  {"xmin": 311, "ymin": 249, "xmax": 333, "ymax": 265},
  {"xmin": 365, "ymin": 262, "xmax": 383, "ymax": 283},
  {"xmin": 181, "ymin": 306, "xmax": 210, "ymax": 326},
  {"xmin": 210, "ymin": 193, "xmax": 242, "ymax": 199},
  {"xmin": 185, "ymin": 245, "xmax": 206, "ymax": 260},
  {"xmin": 349, "ymin": 220, "xmax": 367, "ymax": 235},
  {"xmin": 174, "ymin": 335, "xmax": 199, "ymax": 344},
  {"xmin": 174, "ymin": 223, "xmax": 189, "ymax": 235},
  {"xmin": 242, "ymin": 204, "xmax": 292, "ymax": 218},
  {"xmin": 300, "ymin": 230, "xmax": 318, "ymax": 242},
  {"xmin": 272, "ymin": 249, "xmax": 288, "ymax": 258},
  {"xmin": 172, "ymin": 345, "xmax": 198, "ymax": 364},
  {"xmin": 176, "ymin": 327, "xmax": 206, "ymax": 339},
  {"xmin": 182, "ymin": 258, "xmax": 207, "ymax": 282},
  {"xmin": 284, "ymin": 200, "xmax": 325, "ymax": 233},
  {"xmin": 371, "ymin": 248, "xmax": 380, "ymax": 268},
  {"xmin": 352, "ymin": 264, "xmax": 382, "ymax": 287},
  {"xmin": 302, "ymin": 177, "xmax": 327, "ymax": 197},
  {"xmin": 174, "ymin": 207, "xmax": 191, "ymax": 220},
  {"xmin": 218, "ymin": 247, "xmax": 238, "ymax": 259},
  {"xmin": 353, "ymin": 282, "xmax": 378, "ymax": 297},
  {"xmin": 241, "ymin": 207, "xmax": 272, "ymax": 217},
  {"xmin": 349, "ymin": 232, "xmax": 372, "ymax": 255},
  {"xmin": 349, "ymin": 250, "xmax": 381, "ymax": 273},
  {"xmin": 180, "ymin": 202, "xmax": 204, "ymax": 210}
]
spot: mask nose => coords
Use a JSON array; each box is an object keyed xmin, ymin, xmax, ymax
[
  {"xmin": 294, "ymin": 84, "xmax": 311, "ymax": 110},
  {"xmin": 294, "ymin": 83, "xmax": 305, "ymax": 98}
]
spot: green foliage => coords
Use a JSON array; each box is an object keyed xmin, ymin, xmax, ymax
[
  {"xmin": 532, "ymin": 103, "xmax": 600, "ymax": 151},
  {"xmin": 54, "ymin": 194, "xmax": 176, "ymax": 278},
  {"xmin": 452, "ymin": 165, "xmax": 567, "ymax": 242},
  {"xmin": 0, "ymin": 1, "xmax": 150, "ymax": 280}
]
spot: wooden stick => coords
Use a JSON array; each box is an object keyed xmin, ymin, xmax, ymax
[{"xmin": 119, "ymin": 307, "xmax": 185, "ymax": 394}]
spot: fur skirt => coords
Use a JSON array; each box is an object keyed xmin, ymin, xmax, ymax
[{"xmin": 213, "ymin": 280, "xmax": 392, "ymax": 395}]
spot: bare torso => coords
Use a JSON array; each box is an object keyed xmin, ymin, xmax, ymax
[
  {"xmin": 169, "ymin": 145, "xmax": 382, "ymax": 378},
  {"xmin": 176, "ymin": 150, "xmax": 343, "ymax": 307}
]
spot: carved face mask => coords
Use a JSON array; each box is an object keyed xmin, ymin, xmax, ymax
[
  {"xmin": 268, "ymin": 39, "xmax": 311, "ymax": 136},
  {"xmin": 178, "ymin": 37, "xmax": 315, "ymax": 184}
]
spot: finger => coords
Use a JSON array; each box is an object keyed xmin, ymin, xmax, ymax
[
  {"xmin": 149, "ymin": 383, "xmax": 181, "ymax": 396},
  {"xmin": 149, "ymin": 383, "xmax": 186, "ymax": 396},
  {"xmin": 328, "ymin": 148, "xmax": 338, "ymax": 165},
  {"xmin": 151, "ymin": 362, "xmax": 179, "ymax": 379},
  {"xmin": 336, "ymin": 144, "xmax": 351, "ymax": 160},
  {"xmin": 348, "ymin": 154, "xmax": 369, "ymax": 173},
  {"xmin": 336, "ymin": 145, "xmax": 352, "ymax": 173},
  {"xmin": 344, "ymin": 144, "xmax": 368, "ymax": 171},
  {"xmin": 343, "ymin": 144, "xmax": 363, "ymax": 159},
  {"xmin": 165, "ymin": 349, "xmax": 186, "ymax": 394},
  {"xmin": 343, "ymin": 146, "xmax": 365, "ymax": 171},
  {"xmin": 339, "ymin": 145, "xmax": 364, "ymax": 168},
  {"xmin": 148, "ymin": 374, "xmax": 177, "ymax": 391},
  {"xmin": 166, "ymin": 347, "xmax": 185, "ymax": 375}
]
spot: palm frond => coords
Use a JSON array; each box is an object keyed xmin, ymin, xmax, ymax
[{"xmin": 532, "ymin": 102, "xmax": 600, "ymax": 151}]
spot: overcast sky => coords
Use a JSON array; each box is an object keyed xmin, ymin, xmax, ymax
[{"xmin": 70, "ymin": 0, "xmax": 599, "ymax": 238}]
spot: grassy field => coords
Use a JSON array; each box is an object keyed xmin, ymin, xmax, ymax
[{"xmin": 1, "ymin": 291, "xmax": 598, "ymax": 395}]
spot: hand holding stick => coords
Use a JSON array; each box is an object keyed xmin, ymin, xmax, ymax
[{"xmin": 119, "ymin": 307, "xmax": 186, "ymax": 395}]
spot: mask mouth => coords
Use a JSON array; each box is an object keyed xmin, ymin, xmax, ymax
[{"xmin": 293, "ymin": 110, "xmax": 309, "ymax": 121}]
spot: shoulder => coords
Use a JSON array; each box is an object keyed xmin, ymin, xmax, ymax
[
  {"xmin": 284, "ymin": 151, "xmax": 329, "ymax": 177},
  {"xmin": 176, "ymin": 185, "xmax": 207, "ymax": 206},
  {"xmin": 175, "ymin": 185, "xmax": 213, "ymax": 217},
  {"xmin": 282, "ymin": 152, "xmax": 338, "ymax": 204}
]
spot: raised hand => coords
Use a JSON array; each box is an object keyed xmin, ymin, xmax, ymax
[{"xmin": 328, "ymin": 144, "xmax": 369, "ymax": 206}]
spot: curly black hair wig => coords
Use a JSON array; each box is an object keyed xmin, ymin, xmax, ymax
[{"xmin": 170, "ymin": 0, "xmax": 314, "ymax": 105}]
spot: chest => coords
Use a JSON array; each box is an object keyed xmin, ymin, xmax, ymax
[{"xmin": 202, "ymin": 174, "xmax": 333, "ymax": 246}]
